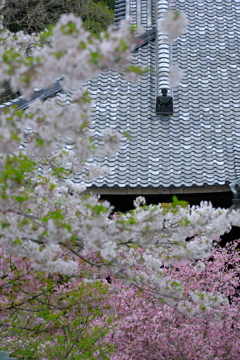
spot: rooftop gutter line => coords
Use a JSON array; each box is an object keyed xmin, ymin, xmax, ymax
[
  {"xmin": 147, "ymin": 0, "xmax": 153, "ymax": 28},
  {"xmin": 136, "ymin": 0, "xmax": 142, "ymax": 31},
  {"xmin": 125, "ymin": 0, "xmax": 130, "ymax": 20}
]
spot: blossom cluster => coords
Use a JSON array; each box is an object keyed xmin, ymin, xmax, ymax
[
  {"xmin": 158, "ymin": 10, "xmax": 188, "ymax": 42},
  {"xmin": 107, "ymin": 242, "xmax": 240, "ymax": 360},
  {"xmin": 0, "ymin": 10, "xmax": 239, "ymax": 318}
]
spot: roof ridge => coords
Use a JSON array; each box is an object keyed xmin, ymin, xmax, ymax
[
  {"xmin": 0, "ymin": 80, "xmax": 63, "ymax": 110},
  {"xmin": 156, "ymin": 0, "xmax": 172, "ymax": 96}
]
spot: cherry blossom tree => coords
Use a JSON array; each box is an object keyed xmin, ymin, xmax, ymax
[
  {"xmin": 0, "ymin": 3, "xmax": 239, "ymax": 309},
  {"xmin": 0, "ymin": 7, "xmax": 239, "ymax": 358},
  {"xmin": 106, "ymin": 241, "xmax": 240, "ymax": 360},
  {"xmin": 0, "ymin": 246, "xmax": 116, "ymax": 359}
]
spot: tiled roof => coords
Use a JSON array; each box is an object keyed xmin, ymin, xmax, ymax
[
  {"xmin": 86, "ymin": 0, "xmax": 240, "ymax": 190},
  {"xmin": 2, "ymin": 0, "xmax": 240, "ymax": 192},
  {"xmin": 0, "ymin": 80, "xmax": 63, "ymax": 110}
]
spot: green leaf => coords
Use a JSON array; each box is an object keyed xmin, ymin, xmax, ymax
[
  {"xmin": 171, "ymin": 196, "xmax": 189, "ymax": 208},
  {"xmin": 122, "ymin": 130, "xmax": 131, "ymax": 140}
]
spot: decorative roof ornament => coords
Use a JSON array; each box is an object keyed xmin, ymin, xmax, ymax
[
  {"xmin": 155, "ymin": 5, "xmax": 187, "ymax": 118},
  {"xmin": 156, "ymin": 88, "xmax": 173, "ymax": 116},
  {"xmin": 155, "ymin": 0, "xmax": 171, "ymax": 116},
  {"xmin": 229, "ymin": 178, "xmax": 240, "ymax": 209}
]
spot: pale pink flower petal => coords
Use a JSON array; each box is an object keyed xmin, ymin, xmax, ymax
[
  {"xmin": 158, "ymin": 11, "xmax": 188, "ymax": 42},
  {"xmin": 169, "ymin": 64, "xmax": 184, "ymax": 87}
]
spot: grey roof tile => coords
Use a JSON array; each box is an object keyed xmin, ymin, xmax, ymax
[{"xmin": 85, "ymin": 0, "xmax": 240, "ymax": 189}]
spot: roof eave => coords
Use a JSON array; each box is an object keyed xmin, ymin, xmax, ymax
[{"xmin": 86, "ymin": 185, "xmax": 231, "ymax": 195}]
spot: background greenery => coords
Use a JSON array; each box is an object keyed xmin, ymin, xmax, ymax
[
  {"xmin": 0, "ymin": 0, "xmax": 115, "ymax": 103},
  {"xmin": 1, "ymin": 0, "xmax": 115, "ymax": 35}
]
